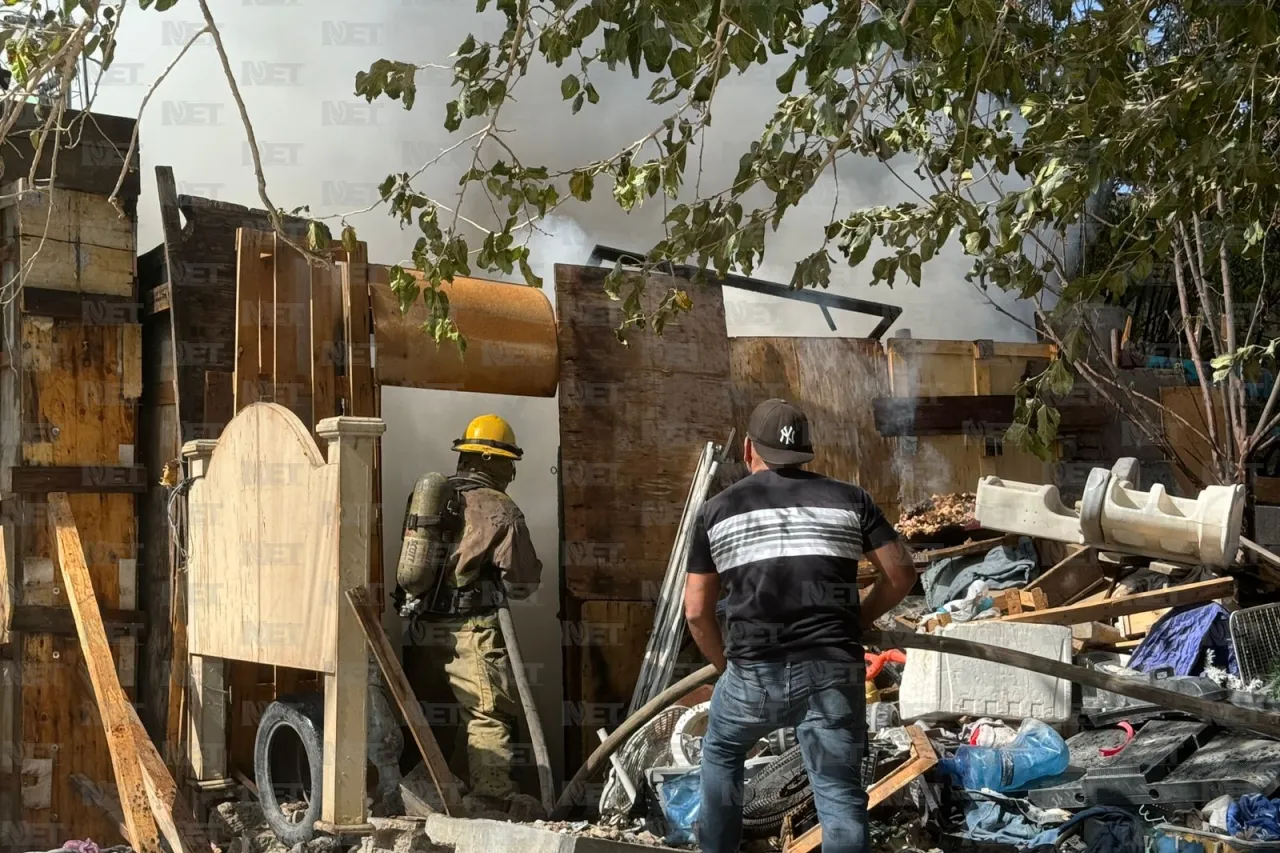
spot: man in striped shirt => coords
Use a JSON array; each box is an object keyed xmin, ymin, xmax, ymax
[{"xmin": 684, "ymin": 399, "xmax": 916, "ymax": 853}]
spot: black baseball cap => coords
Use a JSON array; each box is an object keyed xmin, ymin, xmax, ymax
[{"xmin": 747, "ymin": 399, "xmax": 815, "ymax": 466}]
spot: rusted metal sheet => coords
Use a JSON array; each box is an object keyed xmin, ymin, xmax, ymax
[{"xmin": 369, "ymin": 266, "xmax": 558, "ymax": 398}]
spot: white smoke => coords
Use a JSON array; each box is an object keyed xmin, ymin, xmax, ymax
[{"xmin": 88, "ymin": 0, "xmax": 1043, "ymax": 784}]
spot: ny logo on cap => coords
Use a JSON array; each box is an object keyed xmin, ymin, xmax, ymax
[{"xmin": 780, "ymin": 426, "xmax": 796, "ymax": 445}]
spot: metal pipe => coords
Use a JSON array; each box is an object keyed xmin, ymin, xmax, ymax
[
  {"xmin": 369, "ymin": 266, "xmax": 559, "ymax": 397},
  {"xmin": 497, "ymin": 604, "xmax": 556, "ymax": 815},
  {"xmin": 587, "ymin": 245, "xmax": 902, "ymax": 339}
]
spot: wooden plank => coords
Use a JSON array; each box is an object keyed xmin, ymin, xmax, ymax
[
  {"xmin": 48, "ymin": 492, "xmax": 163, "ymax": 853},
  {"xmin": 873, "ymin": 395, "xmax": 1112, "ymax": 437},
  {"xmin": 913, "ymin": 535, "xmax": 1016, "ymax": 566},
  {"xmin": 886, "ymin": 339, "xmax": 1056, "ymax": 506},
  {"xmin": 1256, "ymin": 477, "xmax": 1280, "ymax": 505},
  {"xmin": 272, "ymin": 234, "xmax": 312, "ymax": 426},
  {"xmin": 11, "ymin": 465, "xmax": 147, "ymax": 494},
  {"xmin": 155, "ymin": 169, "xmax": 305, "ymax": 444},
  {"xmin": 145, "ymin": 282, "xmax": 171, "ymax": 316},
  {"xmin": 203, "ymin": 371, "xmax": 234, "ymax": 436},
  {"xmin": 310, "ymin": 263, "xmax": 342, "ymax": 430},
  {"xmin": 233, "ymin": 228, "xmax": 268, "ymax": 412},
  {"xmin": 1072, "ymin": 622, "xmax": 1125, "ymax": 646},
  {"xmin": 342, "ymin": 251, "xmax": 375, "ymax": 418},
  {"xmin": 558, "ymin": 265, "xmax": 732, "ymax": 600},
  {"xmin": 0, "ymin": 528, "xmax": 8, "ymax": 645},
  {"xmin": 1002, "ymin": 577, "xmax": 1236, "ymax": 625},
  {"xmin": 347, "ymin": 586, "xmax": 462, "ymax": 816},
  {"xmin": 1120, "ymin": 607, "xmax": 1169, "ymax": 639},
  {"xmin": 786, "ymin": 725, "xmax": 937, "ymax": 853},
  {"xmin": 121, "ymin": 324, "xmax": 142, "ymax": 400},
  {"xmin": 1025, "ymin": 544, "xmax": 1101, "ymax": 607},
  {"xmin": 22, "ymin": 288, "xmax": 139, "ymax": 323}
]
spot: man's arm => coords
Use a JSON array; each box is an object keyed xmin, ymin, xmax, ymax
[
  {"xmin": 495, "ymin": 505, "xmax": 542, "ymax": 600},
  {"xmin": 860, "ymin": 537, "xmax": 915, "ymax": 630},
  {"xmin": 685, "ymin": 573, "xmax": 726, "ymax": 673},
  {"xmin": 684, "ymin": 509, "xmax": 727, "ymax": 673}
]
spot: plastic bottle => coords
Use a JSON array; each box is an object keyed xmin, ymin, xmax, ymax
[{"xmin": 940, "ymin": 718, "xmax": 1069, "ymax": 792}]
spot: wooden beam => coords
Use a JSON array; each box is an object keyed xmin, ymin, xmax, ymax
[
  {"xmin": 1001, "ymin": 577, "xmax": 1235, "ymax": 625},
  {"xmin": 347, "ymin": 586, "xmax": 464, "ymax": 817},
  {"xmin": 785, "ymin": 726, "xmax": 937, "ymax": 853},
  {"xmin": 22, "ymin": 288, "xmax": 140, "ymax": 323},
  {"xmin": 49, "ymin": 492, "xmax": 163, "ymax": 853},
  {"xmin": 911, "ymin": 535, "xmax": 1017, "ymax": 566},
  {"xmin": 12, "ymin": 465, "xmax": 147, "ymax": 494},
  {"xmin": 11, "ymin": 604, "xmax": 145, "ymax": 636},
  {"xmin": 872, "ymin": 395, "xmax": 1112, "ymax": 437},
  {"xmin": 1071, "ymin": 622, "xmax": 1125, "ymax": 647}
]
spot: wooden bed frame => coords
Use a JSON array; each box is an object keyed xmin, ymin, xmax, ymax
[{"xmin": 181, "ymin": 402, "xmax": 385, "ymax": 832}]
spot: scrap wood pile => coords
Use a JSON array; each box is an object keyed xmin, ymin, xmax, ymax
[{"xmin": 577, "ymin": 465, "xmax": 1280, "ymax": 853}]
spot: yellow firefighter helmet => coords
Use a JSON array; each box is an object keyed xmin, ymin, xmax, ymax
[{"xmin": 452, "ymin": 414, "xmax": 523, "ymax": 460}]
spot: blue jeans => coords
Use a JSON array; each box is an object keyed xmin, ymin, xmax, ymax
[{"xmin": 698, "ymin": 659, "xmax": 868, "ymax": 853}]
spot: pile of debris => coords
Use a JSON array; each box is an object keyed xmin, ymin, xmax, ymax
[{"xmin": 581, "ymin": 459, "xmax": 1280, "ymax": 853}]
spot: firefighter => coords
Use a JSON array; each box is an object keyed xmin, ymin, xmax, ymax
[{"xmin": 396, "ymin": 414, "xmax": 542, "ymax": 813}]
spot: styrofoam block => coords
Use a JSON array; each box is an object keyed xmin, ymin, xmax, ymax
[{"xmin": 900, "ymin": 621, "xmax": 1073, "ymax": 723}]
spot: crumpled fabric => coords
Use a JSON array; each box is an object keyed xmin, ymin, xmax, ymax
[
  {"xmin": 959, "ymin": 793, "xmax": 1066, "ymax": 849},
  {"xmin": 61, "ymin": 842, "xmax": 100, "ymax": 853},
  {"xmin": 961, "ymin": 717, "xmax": 1018, "ymax": 748},
  {"xmin": 1129, "ymin": 602, "xmax": 1238, "ymax": 677},
  {"xmin": 1054, "ymin": 806, "xmax": 1145, "ymax": 853},
  {"xmin": 923, "ymin": 537, "xmax": 1040, "ymax": 610},
  {"xmin": 1227, "ymin": 794, "xmax": 1280, "ymax": 840},
  {"xmin": 936, "ymin": 580, "xmax": 999, "ymax": 623}
]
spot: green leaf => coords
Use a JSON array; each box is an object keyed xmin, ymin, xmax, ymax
[
  {"xmin": 668, "ymin": 48, "xmax": 696, "ymax": 89},
  {"xmin": 444, "ymin": 101, "xmax": 462, "ymax": 132},
  {"xmin": 560, "ymin": 74, "xmax": 580, "ymax": 100},
  {"xmin": 569, "ymin": 170, "xmax": 594, "ymax": 202},
  {"xmin": 306, "ymin": 220, "xmax": 333, "ymax": 253},
  {"xmin": 341, "ymin": 224, "xmax": 358, "ymax": 254}
]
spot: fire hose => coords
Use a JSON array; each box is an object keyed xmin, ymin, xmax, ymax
[
  {"xmin": 498, "ymin": 603, "xmax": 556, "ymax": 815},
  {"xmin": 551, "ymin": 631, "xmax": 1280, "ymax": 819}
]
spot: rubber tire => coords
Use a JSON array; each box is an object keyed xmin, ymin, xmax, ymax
[
  {"xmin": 255, "ymin": 694, "xmax": 325, "ymax": 847},
  {"xmin": 741, "ymin": 746, "xmax": 813, "ymax": 837}
]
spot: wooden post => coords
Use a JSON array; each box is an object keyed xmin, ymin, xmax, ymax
[
  {"xmin": 315, "ymin": 416, "xmax": 384, "ymax": 833},
  {"xmin": 49, "ymin": 492, "xmax": 164, "ymax": 853},
  {"xmin": 180, "ymin": 439, "xmax": 228, "ymax": 784}
]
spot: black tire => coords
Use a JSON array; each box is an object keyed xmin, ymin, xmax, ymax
[
  {"xmin": 742, "ymin": 746, "xmax": 813, "ymax": 837},
  {"xmin": 255, "ymin": 694, "xmax": 325, "ymax": 847}
]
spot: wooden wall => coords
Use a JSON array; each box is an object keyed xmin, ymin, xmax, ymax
[
  {"xmin": 0, "ymin": 175, "xmax": 141, "ymax": 849},
  {"xmin": 729, "ymin": 338, "xmax": 901, "ymax": 518},
  {"xmin": 726, "ymin": 337, "xmax": 1057, "ymax": 521},
  {"xmin": 556, "ymin": 266, "xmax": 732, "ymax": 773}
]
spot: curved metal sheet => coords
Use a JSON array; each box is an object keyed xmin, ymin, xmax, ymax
[{"xmin": 369, "ymin": 266, "xmax": 559, "ymax": 398}]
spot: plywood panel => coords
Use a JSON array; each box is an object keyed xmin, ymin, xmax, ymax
[
  {"xmin": 1160, "ymin": 385, "xmax": 1228, "ymax": 494},
  {"xmin": 570, "ymin": 600, "xmax": 655, "ymax": 776},
  {"xmin": 556, "ymin": 265, "xmax": 733, "ymax": 600},
  {"xmin": 186, "ymin": 403, "xmax": 340, "ymax": 672},
  {"xmin": 4, "ymin": 186, "xmax": 136, "ymax": 297},
  {"xmin": 728, "ymin": 338, "xmax": 902, "ymax": 519},
  {"xmin": 887, "ymin": 339, "xmax": 1055, "ymax": 505}
]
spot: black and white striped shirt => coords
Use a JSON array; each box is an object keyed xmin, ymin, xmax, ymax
[{"xmin": 688, "ymin": 468, "xmax": 897, "ymax": 662}]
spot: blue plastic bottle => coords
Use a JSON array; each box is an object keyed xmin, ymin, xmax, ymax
[{"xmin": 940, "ymin": 719, "xmax": 1069, "ymax": 792}]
